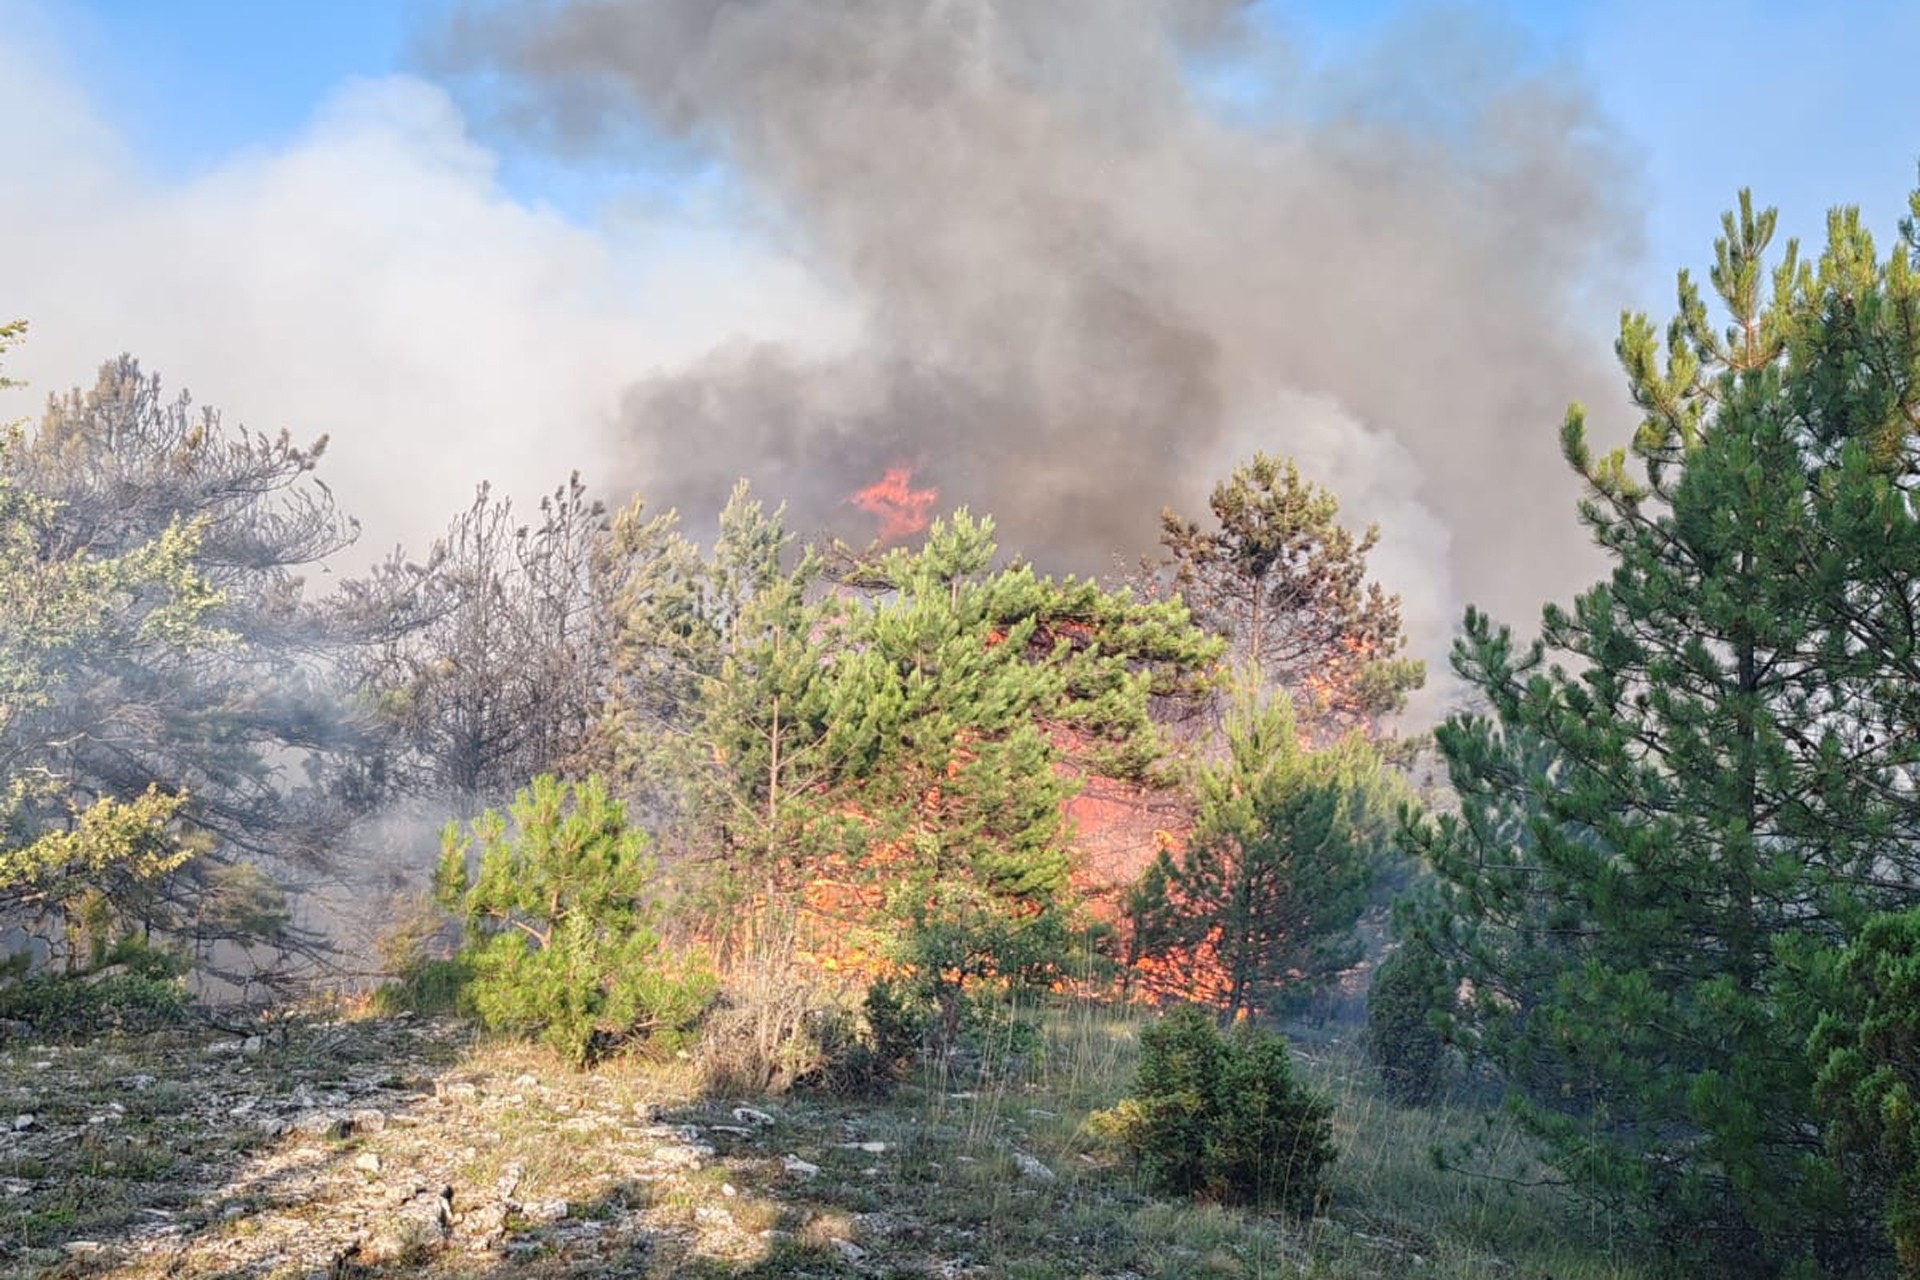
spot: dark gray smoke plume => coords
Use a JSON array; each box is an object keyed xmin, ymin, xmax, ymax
[{"xmin": 437, "ymin": 0, "xmax": 1638, "ymax": 660}]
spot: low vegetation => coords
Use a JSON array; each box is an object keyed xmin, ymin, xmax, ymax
[
  {"xmin": 1091, "ymin": 1004, "xmax": 1335, "ymax": 1211},
  {"xmin": 0, "ymin": 1001, "xmax": 1649, "ymax": 1280}
]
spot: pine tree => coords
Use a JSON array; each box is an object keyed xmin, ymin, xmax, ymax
[
  {"xmin": 593, "ymin": 492, "xmax": 709, "ymax": 821},
  {"xmin": 436, "ymin": 774, "xmax": 712, "ymax": 1066},
  {"xmin": 830, "ymin": 513, "xmax": 1094, "ymax": 1025},
  {"xmin": 694, "ymin": 510, "xmax": 1217, "ymax": 1023},
  {"xmin": 1408, "ymin": 189, "xmax": 1920, "ymax": 1269},
  {"xmin": 1, "ymin": 328, "xmax": 226, "ymax": 961},
  {"xmin": 1809, "ymin": 908, "xmax": 1920, "ymax": 1276},
  {"xmin": 1137, "ymin": 682, "xmax": 1394, "ymax": 1022},
  {"xmin": 11, "ymin": 356, "xmax": 364, "ymax": 872},
  {"xmin": 687, "ymin": 483, "xmax": 852, "ymax": 952},
  {"xmin": 1158, "ymin": 453, "xmax": 1423, "ymax": 739}
]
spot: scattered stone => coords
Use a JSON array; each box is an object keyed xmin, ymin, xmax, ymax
[
  {"xmin": 524, "ymin": 1198, "xmax": 569, "ymax": 1225},
  {"xmin": 461, "ymin": 1201, "xmax": 508, "ymax": 1246},
  {"xmin": 11, "ymin": 1113, "xmax": 34, "ymax": 1131},
  {"xmin": 695, "ymin": 1204, "xmax": 734, "ymax": 1228},
  {"xmin": 495, "ymin": 1162, "xmax": 524, "ymax": 1201},
  {"xmin": 324, "ymin": 1241, "xmax": 365, "ymax": 1274},
  {"xmin": 349, "ymin": 1107, "xmax": 388, "ymax": 1133},
  {"xmin": 839, "ymin": 1140, "xmax": 888, "ymax": 1153},
  {"xmin": 731, "ymin": 1105, "xmax": 777, "ymax": 1128},
  {"xmin": 437, "ymin": 1080, "xmax": 479, "ymax": 1102},
  {"xmin": 1011, "ymin": 1151, "xmax": 1056, "ymax": 1183},
  {"xmin": 354, "ymin": 1151, "xmax": 382, "ymax": 1175},
  {"xmin": 395, "ymin": 1185, "xmax": 455, "ymax": 1238},
  {"xmin": 648, "ymin": 1142, "xmax": 714, "ymax": 1169},
  {"xmin": 833, "ymin": 1238, "xmax": 869, "ymax": 1263},
  {"xmin": 291, "ymin": 1110, "xmax": 352, "ymax": 1140},
  {"xmin": 240, "ymin": 1035, "xmax": 264, "ymax": 1057},
  {"xmin": 782, "ymin": 1153, "xmax": 822, "ymax": 1179},
  {"xmin": 708, "ymin": 1123, "xmax": 756, "ymax": 1137}
]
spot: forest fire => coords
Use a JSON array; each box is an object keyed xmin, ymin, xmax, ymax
[{"xmin": 849, "ymin": 465, "xmax": 938, "ymax": 543}]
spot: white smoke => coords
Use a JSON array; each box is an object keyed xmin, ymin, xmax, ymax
[{"xmin": 0, "ymin": 10, "xmax": 855, "ymax": 569}]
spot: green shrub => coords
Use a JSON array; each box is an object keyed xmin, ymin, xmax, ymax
[
  {"xmin": 1810, "ymin": 908, "xmax": 1920, "ymax": 1276},
  {"xmin": 0, "ymin": 939, "xmax": 191, "ymax": 1034},
  {"xmin": 1367, "ymin": 939, "xmax": 1452, "ymax": 1105},
  {"xmin": 436, "ymin": 774, "xmax": 715, "ymax": 1067},
  {"xmin": 862, "ymin": 977, "xmax": 931, "ymax": 1073},
  {"xmin": 371, "ymin": 957, "xmax": 469, "ymax": 1017},
  {"xmin": 858, "ymin": 974, "xmax": 1042, "ymax": 1082},
  {"xmin": 1093, "ymin": 1004, "xmax": 1335, "ymax": 1210},
  {"xmin": 370, "ymin": 890, "xmax": 467, "ymax": 1016}
]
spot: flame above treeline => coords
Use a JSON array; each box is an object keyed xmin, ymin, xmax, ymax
[{"xmin": 849, "ymin": 465, "xmax": 939, "ymax": 544}]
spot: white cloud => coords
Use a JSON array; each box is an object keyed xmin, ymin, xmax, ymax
[{"xmin": 0, "ymin": 25, "xmax": 853, "ymax": 565}]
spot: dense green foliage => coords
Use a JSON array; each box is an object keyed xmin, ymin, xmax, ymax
[
  {"xmin": 0, "ymin": 936, "xmax": 191, "ymax": 1034},
  {"xmin": 436, "ymin": 775, "xmax": 713, "ymax": 1066},
  {"xmin": 1366, "ymin": 937, "xmax": 1452, "ymax": 1105},
  {"xmin": 1094, "ymin": 1004, "xmax": 1335, "ymax": 1210},
  {"xmin": 1810, "ymin": 909, "xmax": 1920, "ymax": 1276},
  {"xmin": 667, "ymin": 502, "xmax": 1217, "ymax": 1021},
  {"xmin": 1135, "ymin": 683, "xmax": 1396, "ymax": 1021},
  {"xmin": 1407, "ymin": 189, "xmax": 1920, "ymax": 1272}
]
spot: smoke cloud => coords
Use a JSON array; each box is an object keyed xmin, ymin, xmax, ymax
[
  {"xmin": 436, "ymin": 0, "xmax": 1639, "ymax": 665},
  {"xmin": 0, "ymin": 5, "xmax": 851, "ymax": 572}
]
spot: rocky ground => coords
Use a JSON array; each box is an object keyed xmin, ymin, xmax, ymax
[
  {"xmin": 0, "ymin": 1012, "xmax": 1132, "ymax": 1278},
  {"xmin": 0, "ymin": 1012, "xmax": 1637, "ymax": 1280}
]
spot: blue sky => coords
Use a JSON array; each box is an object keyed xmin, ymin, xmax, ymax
[{"xmin": 33, "ymin": 0, "xmax": 419, "ymax": 170}]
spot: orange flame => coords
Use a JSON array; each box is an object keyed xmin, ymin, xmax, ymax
[{"xmin": 850, "ymin": 465, "xmax": 938, "ymax": 543}]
